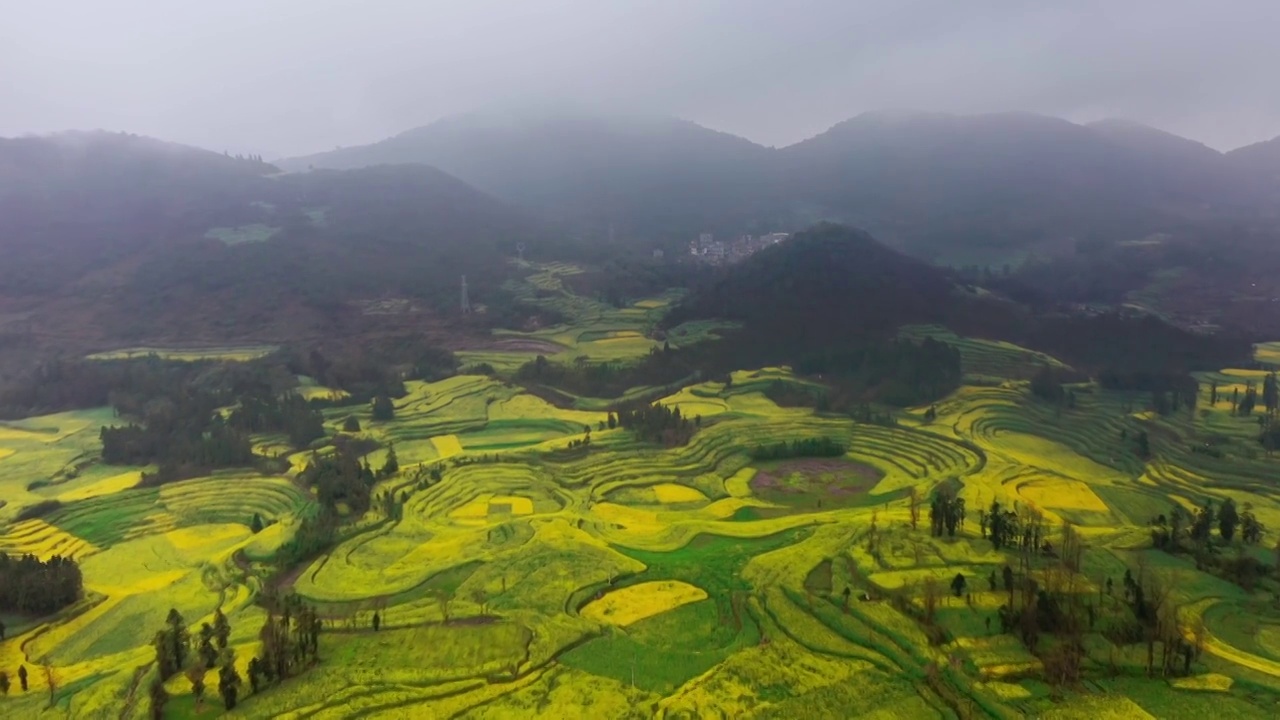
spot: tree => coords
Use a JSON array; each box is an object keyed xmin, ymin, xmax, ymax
[
  {"xmin": 371, "ymin": 395, "xmax": 395, "ymax": 421},
  {"xmin": 951, "ymin": 573, "xmax": 967, "ymax": 598},
  {"xmin": 372, "ymin": 611, "xmax": 381, "ymax": 632},
  {"xmin": 1219, "ymin": 498, "xmax": 1239, "ymax": 542},
  {"xmin": 42, "ymin": 664, "xmax": 55, "ymax": 708},
  {"xmin": 342, "ymin": 415, "xmax": 361, "ymax": 432},
  {"xmin": 433, "ymin": 588, "xmax": 453, "ymax": 624},
  {"xmin": 1241, "ymin": 504, "xmax": 1264, "ymax": 545},
  {"xmin": 0, "ymin": 670, "xmax": 9, "ymax": 695},
  {"xmin": 166, "ymin": 608, "xmax": 188, "ymax": 670},
  {"xmin": 186, "ymin": 662, "xmax": 207, "ymax": 710},
  {"xmin": 218, "ymin": 662, "xmax": 242, "ymax": 710},
  {"xmin": 213, "ymin": 608, "xmax": 231, "ymax": 649},
  {"xmin": 1136, "ymin": 431, "xmax": 1150, "ymax": 459},
  {"xmin": 381, "ymin": 443, "xmax": 399, "ymax": 477},
  {"xmin": 908, "ymin": 487, "xmax": 921, "ymax": 530},
  {"xmin": 148, "ymin": 677, "xmax": 169, "ymax": 720},
  {"xmin": 18, "ymin": 664, "xmax": 28, "ymax": 692},
  {"xmin": 250, "ymin": 512, "xmax": 264, "ymax": 534},
  {"xmin": 1191, "ymin": 501, "xmax": 1216, "ymax": 546},
  {"xmin": 247, "ymin": 657, "xmax": 262, "ymax": 694},
  {"xmin": 922, "ymin": 578, "xmax": 941, "ymax": 624}
]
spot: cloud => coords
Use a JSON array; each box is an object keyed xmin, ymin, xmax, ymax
[{"xmin": 2, "ymin": 0, "xmax": 1278, "ymax": 155}]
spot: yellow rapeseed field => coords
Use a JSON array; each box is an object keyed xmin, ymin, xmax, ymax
[
  {"xmin": 1019, "ymin": 478, "xmax": 1109, "ymax": 512},
  {"xmin": 431, "ymin": 434, "xmax": 465, "ymax": 458},
  {"xmin": 580, "ymin": 580, "xmax": 708, "ymax": 626},
  {"xmin": 1170, "ymin": 673, "xmax": 1233, "ymax": 691},
  {"xmin": 0, "ymin": 519, "xmax": 97, "ymax": 560},
  {"xmin": 57, "ymin": 470, "xmax": 142, "ymax": 502},
  {"xmin": 651, "ymin": 483, "xmax": 707, "ymax": 503},
  {"xmin": 488, "ymin": 495, "xmax": 534, "ymax": 515}
]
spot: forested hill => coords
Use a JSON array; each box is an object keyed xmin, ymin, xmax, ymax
[
  {"xmin": 0, "ymin": 131, "xmax": 277, "ymax": 292},
  {"xmin": 669, "ymin": 223, "xmax": 1251, "ymax": 375},
  {"xmin": 279, "ymin": 109, "xmax": 1275, "ymax": 263},
  {"xmin": 278, "ymin": 109, "xmax": 782, "ymax": 240},
  {"xmin": 0, "ymin": 132, "xmax": 556, "ymax": 344},
  {"xmin": 774, "ymin": 112, "xmax": 1258, "ymax": 262},
  {"xmin": 665, "ymin": 223, "xmax": 983, "ymax": 348}
]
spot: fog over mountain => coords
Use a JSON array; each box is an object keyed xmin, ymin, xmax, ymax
[{"xmin": 4, "ymin": 1, "xmax": 1280, "ymax": 157}]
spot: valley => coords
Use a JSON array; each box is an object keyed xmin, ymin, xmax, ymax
[{"xmin": 4, "ymin": 251, "xmax": 1280, "ymax": 718}]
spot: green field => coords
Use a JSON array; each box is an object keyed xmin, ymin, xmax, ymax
[
  {"xmin": 7, "ymin": 290, "xmax": 1280, "ymax": 716},
  {"xmin": 84, "ymin": 345, "xmax": 279, "ymax": 362}
]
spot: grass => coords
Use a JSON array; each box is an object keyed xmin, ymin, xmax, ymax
[{"xmin": 84, "ymin": 344, "xmax": 277, "ymax": 362}]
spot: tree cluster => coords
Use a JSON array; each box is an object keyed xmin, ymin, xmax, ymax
[
  {"xmin": 515, "ymin": 345, "xmax": 694, "ymax": 401},
  {"xmin": 151, "ymin": 608, "xmax": 242, "ymax": 716},
  {"xmin": 0, "ymin": 552, "xmax": 83, "ymax": 614},
  {"xmin": 251, "ymin": 594, "xmax": 322, "ymax": 692},
  {"xmin": 613, "ymin": 402, "xmax": 699, "ymax": 446},
  {"xmin": 928, "ymin": 489, "xmax": 967, "ymax": 537},
  {"xmin": 299, "ymin": 439, "xmax": 380, "ymax": 516},
  {"xmin": 749, "ymin": 437, "xmax": 846, "ymax": 461}
]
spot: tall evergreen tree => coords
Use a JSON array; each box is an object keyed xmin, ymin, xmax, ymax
[{"xmin": 1220, "ymin": 499, "xmax": 1240, "ymax": 542}]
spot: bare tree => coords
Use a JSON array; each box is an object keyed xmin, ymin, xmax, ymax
[
  {"xmin": 922, "ymin": 577, "xmax": 941, "ymax": 625},
  {"xmin": 42, "ymin": 664, "xmax": 56, "ymax": 709},
  {"xmin": 908, "ymin": 487, "xmax": 921, "ymax": 531}
]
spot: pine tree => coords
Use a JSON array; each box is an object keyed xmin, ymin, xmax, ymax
[
  {"xmin": 186, "ymin": 663, "xmax": 206, "ymax": 710},
  {"xmin": 218, "ymin": 662, "xmax": 242, "ymax": 710},
  {"xmin": 1220, "ymin": 498, "xmax": 1239, "ymax": 542},
  {"xmin": 381, "ymin": 444, "xmax": 399, "ymax": 477},
  {"xmin": 213, "ymin": 608, "xmax": 231, "ymax": 649},
  {"xmin": 371, "ymin": 395, "xmax": 395, "ymax": 421},
  {"xmin": 148, "ymin": 677, "xmax": 168, "ymax": 720}
]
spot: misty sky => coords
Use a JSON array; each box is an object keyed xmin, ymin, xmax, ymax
[{"xmin": 4, "ymin": 1, "xmax": 1279, "ymax": 158}]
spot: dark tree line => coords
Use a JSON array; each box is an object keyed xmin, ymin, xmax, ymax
[
  {"xmin": 1150, "ymin": 499, "xmax": 1268, "ymax": 589},
  {"xmin": 749, "ymin": 437, "xmax": 846, "ymax": 461},
  {"xmin": 284, "ymin": 336, "xmax": 459, "ymax": 406},
  {"xmin": 0, "ymin": 552, "xmax": 83, "ymax": 614},
  {"xmin": 251, "ymin": 594, "xmax": 322, "ymax": 692},
  {"xmin": 515, "ymin": 344, "xmax": 695, "ymax": 401},
  {"xmin": 929, "ymin": 489, "xmax": 966, "ymax": 537},
  {"xmin": 615, "ymin": 403, "xmax": 698, "ymax": 446},
  {"xmin": 227, "ymin": 393, "xmax": 325, "ymax": 447},
  {"xmin": 792, "ymin": 338, "xmax": 962, "ymax": 408},
  {"xmin": 300, "ymin": 442, "xmax": 378, "ymax": 516}
]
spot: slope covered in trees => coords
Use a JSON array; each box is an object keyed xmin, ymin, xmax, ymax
[
  {"xmin": 0, "ymin": 132, "xmax": 560, "ymax": 350},
  {"xmin": 279, "ymin": 108, "xmax": 784, "ymax": 241},
  {"xmin": 279, "ymin": 108, "xmax": 1274, "ymax": 262},
  {"xmin": 670, "ymin": 224, "xmax": 1251, "ymax": 384}
]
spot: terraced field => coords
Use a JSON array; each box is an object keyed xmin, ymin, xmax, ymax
[{"xmin": 6, "ymin": 324, "xmax": 1280, "ymax": 716}]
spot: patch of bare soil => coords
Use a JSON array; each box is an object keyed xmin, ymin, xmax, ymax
[{"xmin": 751, "ymin": 458, "xmax": 883, "ymax": 499}]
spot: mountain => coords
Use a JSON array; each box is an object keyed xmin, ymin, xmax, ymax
[
  {"xmin": 778, "ymin": 112, "xmax": 1255, "ymax": 263},
  {"xmin": 670, "ymin": 223, "xmax": 1250, "ymax": 376},
  {"xmin": 667, "ymin": 222, "xmax": 981, "ymax": 349},
  {"xmin": 278, "ymin": 109, "xmax": 782, "ymax": 239},
  {"xmin": 1227, "ymin": 135, "xmax": 1280, "ymax": 183},
  {"xmin": 283, "ymin": 109, "xmax": 1274, "ymax": 264},
  {"xmin": 0, "ymin": 131, "xmax": 277, "ymax": 292},
  {"xmin": 0, "ymin": 132, "xmax": 551, "ymax": 347}
]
